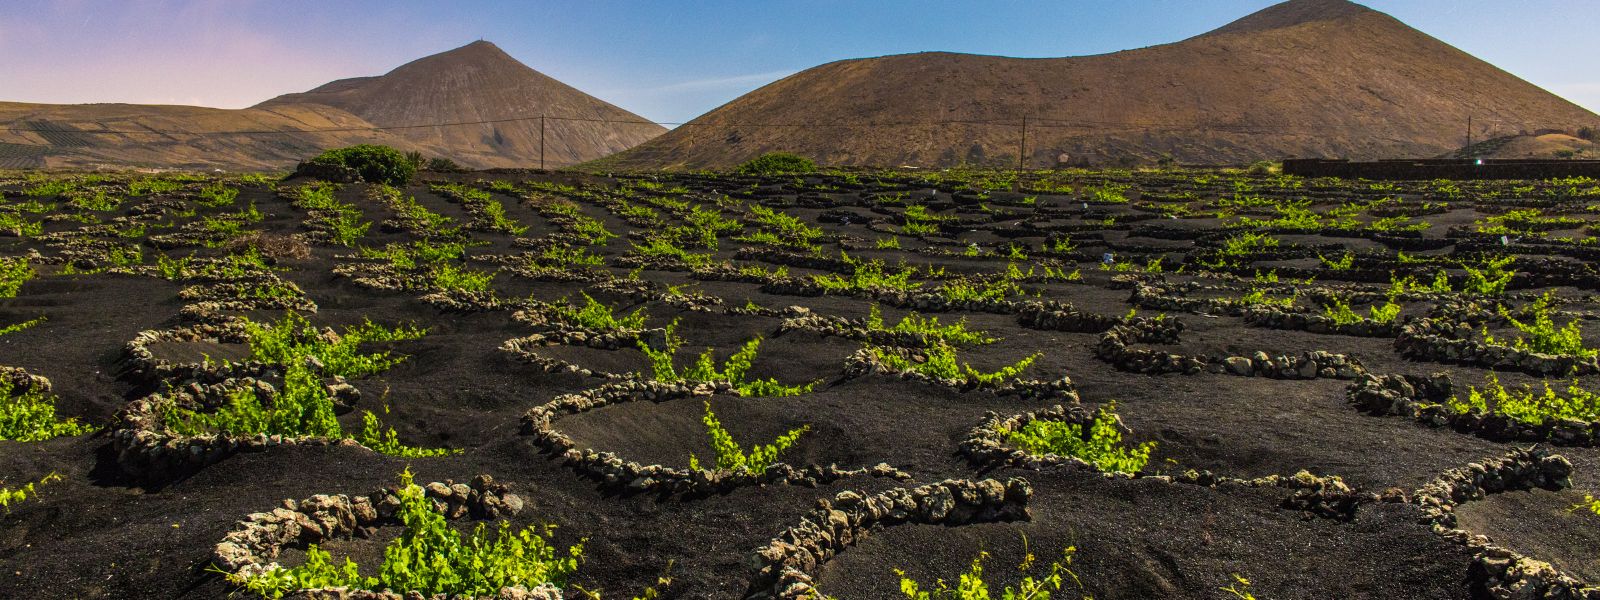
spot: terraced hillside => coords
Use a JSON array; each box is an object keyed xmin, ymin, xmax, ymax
[{"xmin": 2, "ymin": 167, "xmax": 1600, "ymax": 598}]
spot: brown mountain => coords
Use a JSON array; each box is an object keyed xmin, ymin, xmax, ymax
[
  {"xmin": 0, "ymin": 41, "xmax": 662, "ymax": 170},
  {"xmin": 598, "ymin": 0, "xmax": 1599, "ymax": 170},
  {"xmin": 259, "ymin": 41, "xmax": 664, "ymax": 168}
]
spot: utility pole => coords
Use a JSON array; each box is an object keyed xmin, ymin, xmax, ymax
[
  {"xmin": 1466, "ymin": 115, "xmax": 1473, "ymax": 152},
  {"xmin": 1018, "ymin": 115, "xmax": 1028, "ymax": 171},
  {"xmin": 539, "ymin": 115, "xmax": 546, "ymax": 171}
]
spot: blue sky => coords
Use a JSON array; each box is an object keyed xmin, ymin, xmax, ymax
[{"xmin": 1, "ymin": 0, "xmax": 1596, "ymax": 123}]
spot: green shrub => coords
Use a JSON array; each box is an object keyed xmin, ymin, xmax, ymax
[
  {"xmin": 636, "ymin": 322, "xmax": 812, "ymax": 396},
  {"xmin": 428, "ymin": 262, "xmax": 497, "ymax": 293},
  {"xmin": 0, "ymin": 212, "xmax": 41, "ymax": 237},
  {"xmin": 1463, "ymin": 255, "xmax": 1516, "ymax": 296},
  {"xmin": 1446, "ymin": 373, "xmax": 1600, "ymax": 425},
  {"xmin": 870, "ymin": 343, "xmax": 1038, "ymax": 386},
  {"xmin": 164, "ymin": 363, "xmax": 341, "ymax": 438},
  {"xmin": 0, "ymin": 257, "xmax": 35, "ymax": 298},
  {"xmin": 230, "ymin": 469, "xmax": 582, "ymax": 597},
  {"xmin": 1004, "ymin": 402, "xmax": 1154, "ymax": 474},
  {"xmin": 553, "ymin": 293, "xmax": 646, "ymax": 331},
  {"xmin": 308, "ymin": 145, "xmax": 417, "ymax": 186},
  {"xmin": 0, "ymin": 378, "xmax": 93, "ymax": 442},
  {"xmin": 736, "ymin": 152, "xmax": 817, "ymax": 176},
  {"xmin": 196, "ymin": 183, "xmax": 239, "ymax": 208},
  {"xmin": 812, "ymin": 256, "xmax": 922, "ymax": 293},
  {"xmin": 938, "ymin": 279, "xmax": 1025, "ymax": 302},
  {"xmin": 1318, "ymin": 251, "xmax": 1356, "ymax": 271},
  {"xmin": 865, "ymin": 305, "xmax": 994, "ymax": 346},
  {"xmin": 1488, "ymin": 291, "xmax": 1595, "ymax": 358},
  {"xmin": 687, "ymin": 401, "xmax": 809, "ymax": 474},
  {"xmin": 243, "ymin": 313, "xmax": 427, "ymax": 378}
]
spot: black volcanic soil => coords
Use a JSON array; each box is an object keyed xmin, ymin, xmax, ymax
[{"xmin": 1, "ymin": 168, "xmax": 1599, "ymax": 600}]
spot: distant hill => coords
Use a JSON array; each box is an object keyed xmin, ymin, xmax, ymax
[
  {"xmin": 597, "ymin": 0, "xmax": 1600, "ymax": 170},
  {"xmin": 259, "ymin": 41, "xmax": 664, "ymax": 169},
  {"xmin": 0, "ymin": 41, "xmax": 663, "ymax": 171},
  {"xmin": 1446, "ymin": 133, "xmax": 1599, "ymax": 160}
]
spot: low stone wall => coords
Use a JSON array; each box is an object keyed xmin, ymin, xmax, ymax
[
  {"xmin": 842, "ymin": 347, "xmax": 1082, "ymax": 401},
  {"xmin": 1016, "ymin": 301, "xmax": 1127, "ymax": 333},
  {"xmin": 212, "ymin": 474, "xmax": 560, "ymax": 600},
  {"xmin": 591, "ymin": 278, "xmax": 722, "ymax": 312},
  {"xmin": 120, "ymin": 323, "xmax": 264, "ymax": 385},
  {"xmin": 778, "ymin": 313, "xmax": 994, "ymax": 349},
  {"xmin": 0, "ymin": 365, "xmax": 52, "ymax": 393},
  {"xmin": 1283, "ymin": 158, "xmax": 1600, "ymax": 181},
  {"xmin": 111, "ymin": 377, "xmax": 363, "ymax": 480},
  {"xmin": 1095, "ymin": 320, "xmax": 1365, "ymax": 379},
  {"xmin": 959, "ymin": 405, "xmax": 1380, "ymax": 520},
  {"xmin": 1395, "ymin": 319, "xmax": 1600, "ymax": 376},
  {"xmin": 1409, "ymin": 447, "xmax": 1594, "ymax": 598},
  {"xmin": 499, "ymin": 336, "xmax": 633, "ymax": 380},
  {"xmin": 742, "ymin": 478, "xmax": 1033, "ymax": 599},
  {"xmin": 758, "ymin": 277, "xmax": 1024, "ymax": 315},
  {"xmin": 1348, "ymin": 373, "xmax": 1600, "ymax": 446},
  {"xmin": 1242, "ymin": 306, "xmax": 1402, "ymax": 338},
  {"xmin": 521, "ymin": 380, "xmax": 911, "ymax": 496}
]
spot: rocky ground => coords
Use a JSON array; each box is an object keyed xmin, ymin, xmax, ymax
[{"xmin": 1, "ymin": 168, "xmax": 1599, "ymax": 599}]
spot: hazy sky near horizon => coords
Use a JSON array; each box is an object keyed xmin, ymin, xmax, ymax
[{"xmin": 1, "ymin": 0, "xmax": 1596, "ymax": 124}]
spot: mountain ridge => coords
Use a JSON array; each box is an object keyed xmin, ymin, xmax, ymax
[
  {"xmin": 598, "ymin": 0, "xmax": 1597, "ymax": 169},
  {"xmin": 0, "ymin": 41, "xmax": 663, "ymax": 170}
]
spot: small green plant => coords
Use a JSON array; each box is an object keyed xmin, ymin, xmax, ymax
[
  {"xmin": 938, "ymin": 279, "xmax": 1025, "ymax": 302},
  {"xmin": 1368, "ymin": 300, "xmax": 1402, "ymax": 324},
  {"xmin": 1082, "ymin": 183, "xmax": 1130, "ymax": 203},
  {"xmin": 0, "ymin": 472, "xmax": 62, "ymax": 511},
  {"xmin": 0, "ymin": 378, "xmax": 93, "ymax": 442},
  {"xmin": 355, "ymin": 408, "xmax": 460, "ymax": 458},
  {"xmin": 1489, "ymin": 291, "xmax": 1595, "ymax": 358},
  {"xmin": 0, "ymin": 315, "xmax": 45, "ymax": 337},
  {"xmin": 1239, "ymin": 287, "xmax": 1296, "ymax": 308},
  {"xmin": 553, "ymin": 293, "xmax": 647, "ymax": 331},
  {"xmin": 70, "ymin": 189, "xmax": 121, "ymax": 212},
  {"xmin": 869, "ymin": 343, "xmax": 1038, "ymax": 385},
  {"xmin": 1446, "ymin": 373, "xmax": 1600, "ymax": 425},
  {"xmin": 243, "ymin": 312, "xmax": 428, "ymax": 377},
  {"xmin": 164, "ymin": 363, "xmax": 342, "ymax": 438},
  {"xmin": 0, "ymin": 257, "xmax": 35, "ymax": 297},
  {"xmin": 876, "ymin": 237, "xmax": 902, "ymax": 249},
  {"xmin": 429, "ymin": 262, "xmax": 497, "ymax": 293},
  {"xmin": 630, "ymin": 237, "xmax": 712, "ymax": 268},
  {"xmin": 1220, "ymin": 574, "xmax": 1258, "ymax": 600},
  {"xmin": 196, "ymin": 182, "xmax": 240, "ymax": 207},
  {"xmin": 637, "ymin": 322, "xmax": 813, "ymax": 396},
  {"xmin": 865, "ymin": 305, "xmax": 995, "ymax": 346},
  {"xmin": 229, "ymin": 469, "xmax": 582, "ymax": 597},
  {"xmin": 687, "ymin": 401, "xmax": 809, "ymax": 474},
  {"xmin": 1318, "ymin": 251, "xmax": 1356, "ymax": 271},
  {"xmin": 1462, "ymin": 255, "xmax": 1516, "ymax": 296},
  {"xmin": 896, "ymin": 545, "xmax": 1084, "ymax": 600},
  {"xmin": 1321, "ymin": 297, "xmax": 1362, "ymax": 326},
  {"xmin": 0, "ymin": 212, "xmax": 41, "ymax": 237},
  {"xmin": 1004, "ymin": 402, "xmax": 1154, "ymax": 474},
  {"xmin": 812, "ymin": 256, "xmax": 922, "ymax": 293}
]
